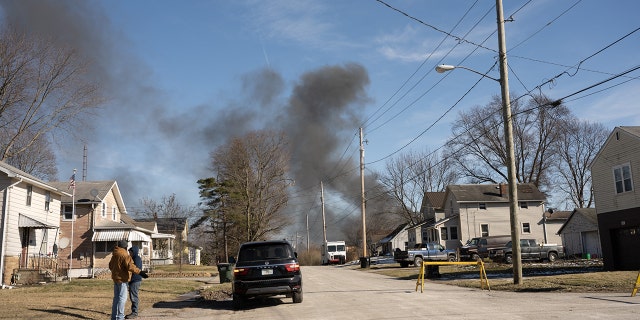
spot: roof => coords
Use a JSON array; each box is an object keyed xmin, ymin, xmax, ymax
[
  {"xmin": 445, "ymin": 183, "xmax": 546, "ymax": 203},
  {"xmin": 0, "ymin": 161, "xmax": 70, "ymax": 196},
  {"xmin": 48, "ymin": 180, "xmax": 117, "ymax": 203},
  {"xmin": 557, "ymin": 208, "xmax": 598, "ymax": 234},
  {"xmin": 136, "ymin": 217, "xmax": 188, "ymax": 234},
  {"xmin": 423, "ymin": 192, "xmax": 446, "ymax": 209},
  {"xmin": 544, "ymin": 210, "xmax": 572, "ymax": 221},
  {"xmin": 378, "ymin": 223, "xmax": 408, "ymax": 244}
]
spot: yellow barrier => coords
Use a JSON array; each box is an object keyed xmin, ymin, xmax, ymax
[
  {"xmin": 632, "ymin": 271, "xmax": 640, "ymax": 297},
  {"xmin": 415, "ymin": 260, "xmax": 490, "ymax": 293}
]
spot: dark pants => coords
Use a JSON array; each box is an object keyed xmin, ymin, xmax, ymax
[{"xmin": 128, "ymin": 281, "xmax": 141, "ymax": 315}]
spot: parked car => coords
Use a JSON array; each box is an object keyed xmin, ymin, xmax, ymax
[
  {"xmin": 393, "ymin": 242, "xmax": 457, "ymax": 268},
  {"xmin": 489, "ymin": 239, "xmax": 565, "ymax": 263},
  {"xmin": 458, "ymin": 235, "xmax": 512, "ymax": 261},
  {"xmin": 232, "ymin": 240, "xmax": 303, "ymax": 308}
]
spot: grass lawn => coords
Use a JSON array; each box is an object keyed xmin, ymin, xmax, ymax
[
  {"xmin": 365, "ymin": 260, "xmax": 639, "ymax": 293},
  {"xmin": 0, "ymin": 265, "xmax": 221, "ymax": 319}
]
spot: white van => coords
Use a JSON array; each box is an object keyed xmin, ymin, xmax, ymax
[{"xmin": 322, "ymin": 241, "xmax": 346, "ymax": 265}]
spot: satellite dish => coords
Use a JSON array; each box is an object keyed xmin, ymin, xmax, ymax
[
  {"xmin": 59, "ymin": 237, "xmax": 70, "ymax": 249},
  {"xmin": 90, "ymin": 189, "xmax": 99, "ymax": 198}
]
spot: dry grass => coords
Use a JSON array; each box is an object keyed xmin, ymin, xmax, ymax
[
  {"xmin": 0, "ymin": 265, "xmax": 220, "ymax": 319},
  {"xmin": 366, "ymin": 260, "xmax": 639, "ymax": 293}
]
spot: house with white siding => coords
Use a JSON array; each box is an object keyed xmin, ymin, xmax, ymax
[
  {"xmin": 424, "ymin": 183, "xmax": 548, "ymax": 250},
  {"xmin": 0, "ymin": 161, "xmax": 69, "ymax": 286},
  {"xmin": 590, "ymin": 126, "xmax": 640, "ymax": 271}
]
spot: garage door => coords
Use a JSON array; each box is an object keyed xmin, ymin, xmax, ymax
[{"xmin": 612, "ymin": 226, "xmax": 640, "ymax": 270}]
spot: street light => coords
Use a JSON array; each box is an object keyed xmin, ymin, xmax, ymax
[{"xmin": 435, "ymin": 0, "xmax": 523, "ymax": 285}]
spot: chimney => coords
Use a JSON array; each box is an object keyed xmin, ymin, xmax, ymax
[{"xmin": 499, "ymin": 183, "xmax": 507, "ymax": 197}]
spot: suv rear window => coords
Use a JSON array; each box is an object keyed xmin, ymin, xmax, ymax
[{"xmin": 238, "ymin": 243, "xmax": 294, "ymax": 262}]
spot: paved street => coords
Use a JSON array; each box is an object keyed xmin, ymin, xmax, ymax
[{"xmin": 137, "ymin": 265, "xmax": 640, "ymax": 320}]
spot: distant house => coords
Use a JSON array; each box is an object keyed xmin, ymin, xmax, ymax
[
  {"xmin": 419, "ymin": 192, "xmax": 446, "ymax": 244},
  {"xmin": 0, "ymin": 161, "xmax": 68, "ymax": 285},
  {"xmin": 48, "ymin": 180, "xmax": 154, "ymax": 278},
  {"xmin": 423, "ymin": 183, "xmax": 548, "ymax": 250},
  {"xmin": 541, "ymin": 210, "xmax": 571, "ymax": 246},
  {"xmin": 136, "ymin": 217, "xmax": 187, "ymax": 265},
  {"xmin": 557, "ymin": 208, "xmax": 600, "ymax": 259},
  {"xmin": 378, "ymin": 223, "xmax": 409, "ymax": 254},
  {"xmin": 590, "ymin": 126, "xmax": 640, "ymax": 270}
]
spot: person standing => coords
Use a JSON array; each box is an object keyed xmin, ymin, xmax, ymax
[
  {"xmin": 109, "ymin": 240, "xmax": 147, "ymax": 320},
  {"xmin": 126, "ymin": 246, "xmax": 143, "ymax": 319}
]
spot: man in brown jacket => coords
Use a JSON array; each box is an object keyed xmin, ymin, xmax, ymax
[{"xmin": 109, "ymin": 240, "xmax": 147, "ymax": 320}]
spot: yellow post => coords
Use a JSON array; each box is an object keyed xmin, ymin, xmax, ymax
[
  {"xmin": 631, "ymin": 271, "xmax": 640, "ymax": 297},
  {"xmin": 415, "ymin": 261, "xmax": 425, "ymax": 293}
]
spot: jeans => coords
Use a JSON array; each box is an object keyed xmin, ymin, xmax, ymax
[
  {"xmin": 129, "ymin": 281, "xmax": 141, "ymax": 315},
  {"xmin": 111, "ymin": 282, "xmax": 128, "ymax": 320}
]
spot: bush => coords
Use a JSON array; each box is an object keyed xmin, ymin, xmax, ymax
[{"xmin": 297, "ymin": 247, "xmax": 322, "ymax": 266}]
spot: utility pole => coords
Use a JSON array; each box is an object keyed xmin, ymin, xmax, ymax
[
  {"xmin": 321, "ymin": 181, "xmax": 327, "ymax": 245},
  {"xmin": 496, "ymin": 0, "xmax": 522, "ymax": 284},
  {"xmin": 306, "ymin": 213, "xmax": 310, "ymax": 252},
  {"xmin": 359, "ymin": 128, "xmax": 368, "ymax": 258}
]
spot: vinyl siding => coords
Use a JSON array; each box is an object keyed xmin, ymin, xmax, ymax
[{"xmin": 591, "ymin": 128, "xmax": 640, "ymax": 213}]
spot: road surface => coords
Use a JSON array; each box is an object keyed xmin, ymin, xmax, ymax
[{"xmin": 137, "ymin": 265, "xmax": 640, "ymax": 319}]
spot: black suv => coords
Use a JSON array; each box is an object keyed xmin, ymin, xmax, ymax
[{"xmin": 232, "ymin": 240, "xmax": 303, "ymax": 308}]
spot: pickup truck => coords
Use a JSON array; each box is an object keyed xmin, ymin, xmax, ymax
[
  {"xmin": 489, "ymin": 239, "xmax": 564, "ymax": 263},
  {"xmin": 394, "ymin": 242, "xmax": 457, "ymax": 268}
]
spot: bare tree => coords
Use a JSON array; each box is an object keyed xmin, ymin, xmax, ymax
[
  {"xmin": 447, "ymin": 94, "xmax": 570, "ymax": 192},
  {"xmin": 379, "ymin": 149, "xmax": 458, "ymax": 225},
  {"xmin": 210, "ymin": 130, "xmax": 292, "ymax": 242},
  {"xmin": 137, "ymin": 193, "xmax": 198, "ymax": 219},
  {"xmin": 0, "ymin": 26, "xmax": 102, "ymax": 168},
  {"xmin": 1, "ymin": 129, "xmax": 57, "ymax": 180},
  {"xmin": 554, "ymin": 119, "xmax": 608, "ymax": 208}
]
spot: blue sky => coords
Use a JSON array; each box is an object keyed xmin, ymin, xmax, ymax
[{"xmin": 2, "ymin": 1, "xmax": 639, "ymax": 238}]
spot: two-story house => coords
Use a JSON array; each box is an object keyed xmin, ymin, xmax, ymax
[
  {"xmin": 590, "ymin": 126, "xmax": 640, "ymax": 271},
  {"xmin": 48, "ymin": 180, "xmax": 154, "ymax": 278},
  {"xmin": 425, "ymin": 183, "xmax": 548, "ymax": 250},
  {"xmin": 1, "ymin": 161, "xmax": 68, "ymax": 285}
]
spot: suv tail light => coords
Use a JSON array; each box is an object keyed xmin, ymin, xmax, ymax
[
  {"xmin": 234, "ymin": 267, "xmax": 249, "ymax": 276},
  {"xmin": 284, "ymin": 263, "xmax": 300, "ymax": 272}
]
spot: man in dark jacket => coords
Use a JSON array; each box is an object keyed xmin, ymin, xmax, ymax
[
  {"xmin": 109, "ymin": 240, "xmax": 147, "ymax": 320},
  {"xmin": 126, "ymin": 246, "xmax": 143, "ymax": 319}
]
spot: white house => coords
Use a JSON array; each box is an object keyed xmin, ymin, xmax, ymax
[{"xmin": 0, "ymin": 161, "xmax": 69, "ymax": 285}]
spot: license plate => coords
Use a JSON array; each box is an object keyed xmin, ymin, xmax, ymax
[{"xmin": 261, "ymin": 269, "xmax": 273, "ymax": 275}]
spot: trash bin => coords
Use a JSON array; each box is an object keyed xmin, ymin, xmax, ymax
[
  {"xmin": 217, "ymin": 263, "xmax": 233, "ymax": 283},
  {"xmin": 359, "ymin": 256, "xmax": 370, "ymax": 268}
]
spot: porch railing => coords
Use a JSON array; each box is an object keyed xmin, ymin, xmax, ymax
[{"xmin": 18, "ymin": 254, "xmax": 69, "ymax": 281}]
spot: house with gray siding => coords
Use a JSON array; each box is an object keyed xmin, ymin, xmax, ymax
[{"xmin": 590, "ymin": 126, "xmax": 640, "ymax": 270}]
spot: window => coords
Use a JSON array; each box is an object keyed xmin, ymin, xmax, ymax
[
  {"xmin": 519, "ymin": 201, "xmax": 528, "ymax": 209},
  {"xmin": 112, "ymin": 206, "xmax": 117, "ymax": 220},
  {"xmin": 480, "ymin": 224, "xmax": 489, "ymax": 237},
  {"xmin": 522, "ymin": 222, "xmax": 531, "ymax": 233},
  {"xmin": 26, "ymin": 185, "xmax": 33, "ymax": 206},
  {"xmin": 96, "ymin": 241, "xmax": 117, "ymax": 253},
  {"xmin": 478, "ymin": 203, "xmax": 487, "ymax": 210},
  {"xmin": 45, "ymin": 191, "xmax": 51, "ymax": 211},
  {"xmin": 614, "ymin": 164, "xmax": 633, "ymax": 193},
  {"xmin": 450, "ymin": 226, "xmax": 458, "ymax": 240},
  {"xmin": 63, "ymin": 205, "xmax": 74, "ymax": 220},
  {"xmin": 440, "ymin": 227, "xmax": 449, "ymax": 240},
  {"xmin": 101, "ymin": 202, "xmax": 106, "ymax": 218}
]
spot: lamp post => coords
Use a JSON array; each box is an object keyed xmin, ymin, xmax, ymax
[{"xmin": 435, "ymin": 0, "xmax": 522, "ymax": 285}]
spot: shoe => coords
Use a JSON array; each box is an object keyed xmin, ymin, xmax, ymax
[{"xmin": 125, "ymin": 314, "xmax": 138, "ymax": 319}]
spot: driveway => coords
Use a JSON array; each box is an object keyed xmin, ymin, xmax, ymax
[{"xmin": 137, "ymin": 265, "xmax": 640, "ymax": 319}]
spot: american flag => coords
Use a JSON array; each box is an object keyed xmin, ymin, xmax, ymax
[{"xmin": 69, "ymin": 172, "xmax": 76, "ymax": 190}]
